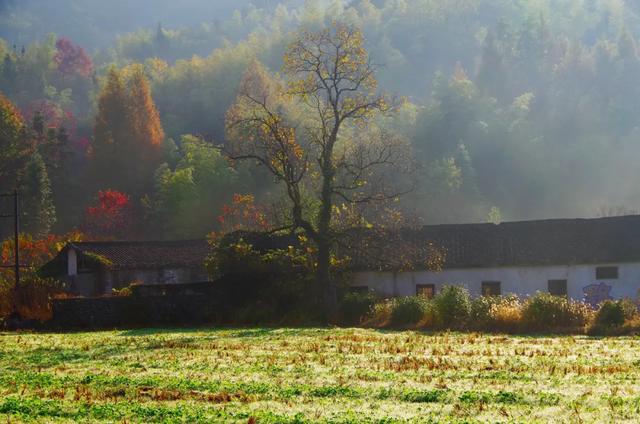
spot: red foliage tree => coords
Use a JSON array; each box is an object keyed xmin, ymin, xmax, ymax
[
  {"xmin": 24, "ymin": 99, "xmax": 77, "ymax": 138},
  {"xmin": 216, "ymin": 194, "xmax": 270, "ymax": 234},
  {"xmin": 82, "ymin": 190, "xmax": 133, "ymax": 240},
  {"xmin": 54, "ymin": 37, "xmax": 93, "ymax": 78}
]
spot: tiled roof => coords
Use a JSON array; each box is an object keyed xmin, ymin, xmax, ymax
[
  {"xmin": 345, "ymin": 215, "xmax": 640, "ymax": 270},
  {"xmin": 61, "ymin": 240, "xmax": 209, "ymax": 270},
  {"xmin": 41, "ymin": 215, "xmax": 640, "ymax": 275}
]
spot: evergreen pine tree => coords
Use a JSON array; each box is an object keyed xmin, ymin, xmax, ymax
[{"xmin": 20, "ymin": 151, "xmax": 56, "ymax": 237}]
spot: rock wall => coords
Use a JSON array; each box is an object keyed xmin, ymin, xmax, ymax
[{"xmin": 50, "ymin": 289, "xmax": 225, "ymax": 329}]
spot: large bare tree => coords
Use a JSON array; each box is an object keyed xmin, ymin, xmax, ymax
[{"xmin": 225, "ymin": 23, "xmax": 412, "ymax": 312}]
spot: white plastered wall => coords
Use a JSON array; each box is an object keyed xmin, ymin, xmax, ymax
[{"xmin": 352, "ymin": 263, "xmax": 640, "ymax": 301}]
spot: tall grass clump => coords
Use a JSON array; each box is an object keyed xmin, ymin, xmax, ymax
[
  {"xmin": 470, "ymin": 295, "xmax": 523, "ymax": 333},
  {"xmin": 432, "ymin": 285, "xmax": 471, "ymax": 329},
  {"xmin": 521, "ymin": 292, "xmax": 591, "ymax": 331}
]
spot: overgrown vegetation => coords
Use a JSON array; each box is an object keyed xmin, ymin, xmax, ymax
[
  {"xmin": 0, "ymin": 272, "xmax": 63, "ymax": 322},
  {"xmin": 345, "ymin": 291, "xmax": 640, "ymax": 335},
  {"xmin": 2, "ymin": 1, "xmax": 640, "ymax": 242},
  {"xmin": 2, "ymin": 328, "xmax": 640, "ymax": 422},
  {"xmin": 206, "ymin": 236, "xmax": 326, "ymax": 325}
]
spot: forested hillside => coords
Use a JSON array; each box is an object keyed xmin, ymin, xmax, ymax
[{"xmin": 1, "ymin": 0, "xmax": 640, "ymax": 240}]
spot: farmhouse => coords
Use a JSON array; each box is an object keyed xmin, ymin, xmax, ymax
[
  {"xmin": 349, "ymin": 215, "xmax": 640, "ymax": 305},
  {"xmin": 41, "ymin": 240, "xmax": 210, "ymax": 297},
  {"xmin": 40, "ymin": 215, "xmax": 640, "ymax": 303}
]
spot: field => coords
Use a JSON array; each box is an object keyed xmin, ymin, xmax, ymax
[{"xmin": 1, "ymin": 329, "xmax": 640, "ymax": 423}]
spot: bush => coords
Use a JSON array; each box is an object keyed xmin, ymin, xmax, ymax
[
  {"xmin": 390, "ymin": 296, "xmax": 431, "ymax": 326},
  {"xmin": 470, "ymin": 295, "xmax": 522, "ymax": 332},
  {"xmin": 338, "ymin": 290, "xmax": 378, "ymax": 326},
  {"xmin": 619, "ymin": 298, "xmax": 638, "ymax": 320},
  {"xmin": 364, "ymin": 299, "xmax": 393, "ymax": 327},
  {"xmin": 432, "ymin": 285, "xmax": 471, "ymax": 329},
  {"xmin": 521, "ymin": 292, "xmax": 591, "ymax": 331},
  {"xmin": 0, "ymin": 273, "xmax": 64, "ymax": 321},
  {"xmin": 594, "ymin": 300, "xmax": 626, "ymax": 327}
]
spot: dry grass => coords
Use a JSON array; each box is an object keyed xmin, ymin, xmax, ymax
[{"xmin": 1, "ymin": 328, "xmax": 640, "ymax": 422}]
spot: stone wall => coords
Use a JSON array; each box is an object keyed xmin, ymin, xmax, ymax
[{"xmin": 50, "ymin": 285, "xmax": 225, "ymax": 329}]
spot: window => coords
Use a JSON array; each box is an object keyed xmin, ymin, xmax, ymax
[
  {"xmin": 416, "ymin": 284, "xmax": 435, "ymax": 299},
  {"xmin": 349, "ymin": 286, "xmax": 369, "ymax": 294},
  {"xmin": 548, "ymin": 279, "xmax": 568, "ymax": 296},
  {"xmin": 596, "ymin": 266, "xmax": 618, "ymax": 279},
  {"xmin": 77, "ymin": 255, "xmax": 92, "ymax": 273},
  {"xmin": 481, "ymin": 281, "xmax": 501, "ymax": 296}
]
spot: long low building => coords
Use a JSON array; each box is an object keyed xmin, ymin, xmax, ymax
[
  {"xmin": 40, "ymin": 215, "xmax": 640, "ymax": 304},
  {"xmin": 348, "ymin": 215, "xmax": 640, "ymax": 305},
  {"xmin": 41, "ymin": 240, "xmax": 210, "ymax": 297}
]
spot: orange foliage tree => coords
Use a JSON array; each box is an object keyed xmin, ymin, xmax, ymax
[
  {"xmin": 0, "ymin": 92, "xmax": 33, "ymax": 194},
  {"xmin": 91, "ymin": 66, "xmax": 164, "ymax": 198},
  {"xmin": 216, "ymin": 193, "xmax": 270, "ymax": 234}
]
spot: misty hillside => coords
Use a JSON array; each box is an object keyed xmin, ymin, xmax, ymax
[{"xmin": 1, "ymin": 0, "xmax": 640, "ymax": 240}]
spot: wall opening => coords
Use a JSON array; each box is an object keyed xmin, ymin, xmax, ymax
[
  {"xmin": 416, "ymin": 284, "xmax": 435, "ymax": 299},
  {"xmin": 481, "ymin": 281, "xmax": 501, "ymax": 296},
  {"xmin": 548, "ymin": 279, "xmax": 568, "ymax": 296}
]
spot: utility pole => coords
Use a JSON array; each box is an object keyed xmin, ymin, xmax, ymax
[{"xmin": 13, "ymin": 189, "xmax": 19, "ymax": 287}]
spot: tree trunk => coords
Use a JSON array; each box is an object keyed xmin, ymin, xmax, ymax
[
  {"xmin": 317, "ymin": 139, "xmax": 337, "ymax": 318},
  {"xmin": 316, "ymin": 238, "xmax": 337, "ymax": 318}
]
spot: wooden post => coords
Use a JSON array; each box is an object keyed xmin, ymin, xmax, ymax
[{"xmin": 13, "ymin": 190, "xmax": 19, "ymax": 288}]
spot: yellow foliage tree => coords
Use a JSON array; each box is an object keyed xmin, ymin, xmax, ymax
[{"xmin": 225, "ymin": 23, "xmax": 411, "ymax": 313}]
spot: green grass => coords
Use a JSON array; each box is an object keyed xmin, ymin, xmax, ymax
[{"xmin": 1, "ymin": 329, "xmax": 640, "ymax": 422}]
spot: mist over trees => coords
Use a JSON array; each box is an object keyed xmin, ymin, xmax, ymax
[{"xmin": 1, "ymin": 0, "xmax": 640, "ymax": 240}]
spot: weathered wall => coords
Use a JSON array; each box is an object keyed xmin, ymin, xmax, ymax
[
  {"xmin": 50, "ymin": 287, "xmax": 224, "ymax": 329},
  {"xmin": 65, "ymin": 267, "xmax": 209, "ymax": 297},
  {"xmin": 353, "ymin": 262, "xmax": 640, "ymax": 303}
]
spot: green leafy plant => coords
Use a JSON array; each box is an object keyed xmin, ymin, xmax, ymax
[
  {"xmin": 594, "ymin": 300, "xmax": 626, "ymax": 327},
  {"xmin": 432, "ymin": 285, "xmax": 471, "ymax": 329},
  {"xmin": 521, "ymin": 292, "xmax": 591, "ymax": 331},
  {"xmin": 390, "ymin": 295, "xmax": 431, "ymax": 326}
]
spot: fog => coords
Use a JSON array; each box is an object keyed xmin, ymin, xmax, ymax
[{"xmin": 1, "ymin": 0, "xmax": 640, "ymax": 238}]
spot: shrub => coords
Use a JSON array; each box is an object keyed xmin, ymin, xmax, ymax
[
  {"xmin": 338, "ymin": 290, "xmax": 378, "ymax": 326},
  {"xmin": 432, "ymin": 285, "xmax": 471, "ymax": 329},
  {"xmin": 594, "ymin": 300, "xmax": 625, "ymax": 327},
  {"xmin": 0, "ymin": 273, "xmax": 64, "ymax": 321},
  {"xmin": 521, "ymin": 292, "xmax": 591, "ymax": 331},
  {"xmin": 364, "ymin": 299, "xmax": 393, "ymax": 327},
  {"xmin": 471, "ymin": 295, "xmax": 522, "ymax": 332},
  {"xmin": 619, "ymin": 298, "xmax": 638, "ymax": 320},
  {"xmin": 390, "ymin": 296, "xmax": 431, "ymax": 326}
]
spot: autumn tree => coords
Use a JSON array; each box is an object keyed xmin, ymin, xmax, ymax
[
  {"xmin": 91, "ymin": 66, "xmax": 164, "ymax": 198},
  {"xmin": 81, "ymin": 189, "xmax": 133, "ymax": 240},
  {"xmin": 54, "ymin": 37, "xmax": 93, "ymax": 78},
  {"xmin": 0, "ymin": 92, "xmax": 31, "ymax": 193},
  {"xmin": 225, "ymin": 24, "xmax": 411, "ymax": 312},
  {"xmin": 126, "ymin": 64, "xmax": 164, "ymax": 190},
  {"xmin": 92, "ymin": 67, "xmax": 128, "ymax": 191}
]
